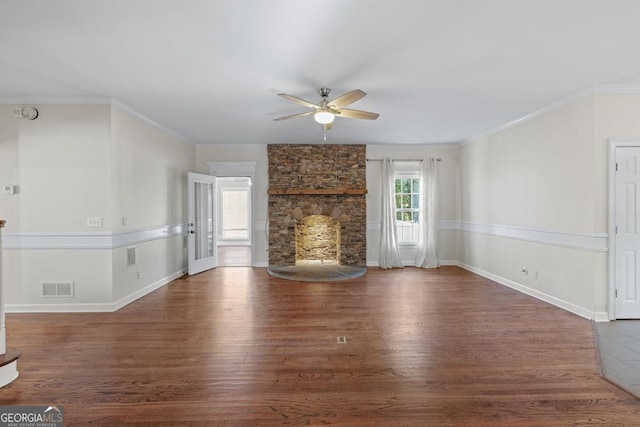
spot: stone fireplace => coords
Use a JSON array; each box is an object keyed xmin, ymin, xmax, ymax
[{"xmin": 267, "ymin": 144, "xmax": 367, "ymax": 267}]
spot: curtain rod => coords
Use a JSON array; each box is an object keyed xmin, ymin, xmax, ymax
[{"xmin": 366, "ymin": 158, "xmax": 441, "ymax": 162}]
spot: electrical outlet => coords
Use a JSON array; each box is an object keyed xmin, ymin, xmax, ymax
[
  {"xmin": 533, "ymin": 271, "xmax": 539, "ymax": 279},
  {"xmin": 86, "ymin": 217, "xmax": 103, "ymax": 227}
]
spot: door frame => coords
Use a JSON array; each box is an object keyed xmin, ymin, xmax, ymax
[
  {"xmin": 206, "ymin": 162, "xmax": 257, "ymax": 267},
  {"xmin": 216, "ymin": 178, "xmax": 252, "ymax": 245},
  {"xmin": 608, "ymin": 138, "xmax": 640, "ymax": 319}
]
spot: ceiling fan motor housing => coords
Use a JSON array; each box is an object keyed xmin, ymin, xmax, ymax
[{"xmin": 318, "ymin": 87, "xmax": 331, "ymax": 98}]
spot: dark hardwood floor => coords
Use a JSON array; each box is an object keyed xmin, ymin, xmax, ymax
[{"xmin": 1, "ymin": 266, "xmax": 639, "ymax": 426}]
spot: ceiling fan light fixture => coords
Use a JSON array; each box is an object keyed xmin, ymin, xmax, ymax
[{"xmin": 314, "ymin": 110, "xmax": 335, "ymax": 124}]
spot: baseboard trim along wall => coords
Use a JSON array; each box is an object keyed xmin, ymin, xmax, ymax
[
  {"xmin": 456, "ymin": 261, "xmax": 608, "ymax": 321},
  {"xmin": 6, "ymin": 269, "xmax": 186, "ymax": 313},
  {"xmin": 2, "ymin": 224, "xmax": 186, "ymax": 250}
]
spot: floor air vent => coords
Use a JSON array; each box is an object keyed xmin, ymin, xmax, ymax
[{"xmin": 42, "ymin": 281, "xmax": 74, "ymax": 298}]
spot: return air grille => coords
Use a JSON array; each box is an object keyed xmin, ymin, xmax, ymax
[
  {"xmin": 127, "ymin": 246, "xmax": 136, "ymax": 267},
  {"xmin": 42, "ymin": 281, "xmax": 74, "ymax": 298}
]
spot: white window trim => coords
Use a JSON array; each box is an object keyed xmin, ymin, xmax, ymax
[{"xmin": 394, "ymin": 172, "xmax": 420, "ymax": 245}]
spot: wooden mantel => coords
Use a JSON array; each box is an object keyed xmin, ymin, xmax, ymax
[{"xmin": 268, "ymin": 188, "xmax": 367, "ymax": 195}]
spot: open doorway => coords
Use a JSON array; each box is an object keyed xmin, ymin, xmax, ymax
[{"xmin": 216, "ymin": 177, "xmax": 252, "ymax": 266}]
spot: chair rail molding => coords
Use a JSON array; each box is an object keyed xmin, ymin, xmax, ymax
[{"xmin": 2, "ymin": 224, "xmax": 185, "ymax": 250}]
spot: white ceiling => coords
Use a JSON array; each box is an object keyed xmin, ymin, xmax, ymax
[{"xmin": 1, "ymin": 0, "xmax": 640, "ymax": 145}]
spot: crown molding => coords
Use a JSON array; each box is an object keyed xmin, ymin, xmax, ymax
[
  {"xmin": 593, "ymin": 83, "xmax": 640, "ymax": 94},
  {"xmin": 463, "ymin": 87, "xmax": 596, "ymax": 145},
  {"xmin": 110, "ymin": 98, "xmax": 194, "ymax": 145},
  {"xmin": 463, "ymin": 83, "xmax": 640, "ymax": 145},
  {"xmin": 0, "ymin": 97, "xmax": 111, "ymax": 105},
  {"xmin": 0, "ymin": 97, "xmax": 194, "ymax": 145}
]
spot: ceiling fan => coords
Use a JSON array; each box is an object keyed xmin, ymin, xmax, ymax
[{"xmin": 274, "ymin": 87, "xmax": 379, "ymax": 131}]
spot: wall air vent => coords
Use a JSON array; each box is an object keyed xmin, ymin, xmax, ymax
[
  {"xmin": 127, "ymin": 246, "xmax": 136, "ymax": 267},
  {"xmin": 42, "ymin": 282, "xmax": 74, "ymax": 298}
]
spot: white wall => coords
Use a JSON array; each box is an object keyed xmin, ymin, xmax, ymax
[
  {"xmin": 0, "ymin": 103, "xmax": 194, "ymax": 311},
  {"xmin": 110, "ymin": 106, "xmax": 195, "ymax": 303},
  {"xmin": 593, "ymin": 94, "xmax": 640, "ymax": 314},
  {"xmin": 458, "ymin": 93, "xmax": 640, "ymax": 320},
  {"xmin": 0, "ymin": 105, "xmax": 114, "ymax": 308}
]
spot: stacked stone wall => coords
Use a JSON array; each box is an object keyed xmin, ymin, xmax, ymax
[{"xmin": 268, "ymin": 144, "xmax": 366, "ymax": 266}]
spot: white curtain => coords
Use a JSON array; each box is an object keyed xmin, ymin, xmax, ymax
[
  {"xmin": 416, "ymin": 158, "xmax": 439, "ymax": 268},
  {"xmin": 379, "ymin": 158, "xmax": 403, "ymax": 269}
]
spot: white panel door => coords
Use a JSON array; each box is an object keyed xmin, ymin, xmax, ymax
[
  {"xmin": 187, "ymin": 173, "xmax": 217, "ymax": 275},
  {"xmin": 615, "ymin": 147, "xmax": 640, "ymax": 318}
]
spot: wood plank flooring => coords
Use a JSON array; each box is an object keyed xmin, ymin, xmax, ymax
[
  {"xmin": 1, "ymin": 266, "xmax": 639, "ymax": 426},
  {"xmin": 217, "ymin": 246, "xmax": 251, "ymax": 267}
]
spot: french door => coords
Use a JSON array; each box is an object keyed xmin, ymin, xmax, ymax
[{"xmin": 187, "ymin": 173, "xmax": 217, "ymax": 275}]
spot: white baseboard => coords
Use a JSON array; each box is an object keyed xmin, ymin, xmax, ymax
[
  {"xmin": 366, "ymin": 260, "xmax": 459, "ymax": 268},
  {"xmin": 5, "ymin": 261, "xmax": 609, "ymax": 321},
  {"xmin": 111, "ymin": 269, "xmax": 186, "ymax": 312},
  {"xmin": 6, "ymin": 269, "xmax": 186, "ymax": 313},
  {"xmin": 455, "ymin": 261, "xmax": 606, "ymax": 321}
]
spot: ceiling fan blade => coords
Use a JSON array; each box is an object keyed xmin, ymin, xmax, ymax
[
  {"xmin": 336, "ymin": 108, "xmax": 379, "ymax": 120},
  {"xmin": 327, "ymin": 89, "xmax": 366, "ymax": 109},
  {"xmin": 274, "ymin": 111, "xmax": 314, "ymax": 121},
  {"xmin": 278, "ymin": 93, "xmax": 319, "ymax": 109}
]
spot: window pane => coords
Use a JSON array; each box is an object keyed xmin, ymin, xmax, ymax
[{"xmin": 394, "ymin": 175, "xmax": 422, "ymax": 244}]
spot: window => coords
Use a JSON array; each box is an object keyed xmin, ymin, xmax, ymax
[{"xmin": 395, "ymin": 175, "xmax": 420, "ymax": 244}]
